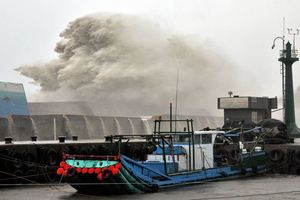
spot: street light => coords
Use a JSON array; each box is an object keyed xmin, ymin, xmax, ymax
[
  {"xmin": 272, "ymin": 35, "xmax": 285, "ymax": 121},
  {"xmin": 271, "ymin": 36, "xmax": 284, "ymax": 49}
]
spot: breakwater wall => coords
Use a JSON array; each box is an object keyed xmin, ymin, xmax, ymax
[{"xmin": 0, "ymin": 114, "xmax": 223, "ymax": 141}]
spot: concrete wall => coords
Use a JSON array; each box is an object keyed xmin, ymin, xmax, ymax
[{"xmin": 0, "ymin": 114, "xmax": 223, "ymax": 141}]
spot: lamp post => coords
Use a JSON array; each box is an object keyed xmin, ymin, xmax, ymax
[
  {"xmin": 272, "ymin": 36, "xmax": 285, "ymax": 121},
  {"xmin": 272, "ymin": 24, "xmax": 300, "ymax": 137},
  {"xmin": 278, "ymin": 41, "xmax": 300, "ymax": 137},
  {"xmin": 273, "ymin": 31, "xmax": 300, "ymax": 139}
]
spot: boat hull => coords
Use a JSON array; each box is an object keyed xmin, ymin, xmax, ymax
[{"xmin": 60, "ymin": 152, "xmax": 266, "ymax": 194}]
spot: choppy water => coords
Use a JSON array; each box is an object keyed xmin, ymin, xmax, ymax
[{"xmin": 1, "ymin": 175, "xmax": 300, "ymax": 200}]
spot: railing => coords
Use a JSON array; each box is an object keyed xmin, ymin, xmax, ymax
[
  {"xmin": 280, "ymin": 49, "xmax": 298, "ymax": 58},
  {"xmin": 292, "ymin": 49, "xmax": 298, "ymax": 58}
]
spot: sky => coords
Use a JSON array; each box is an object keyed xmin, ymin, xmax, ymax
[{"xmin": 1, "ymin": 0, "xmax": 300, "ymax": 116}]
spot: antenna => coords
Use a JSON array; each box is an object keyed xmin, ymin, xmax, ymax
[
  {"xmin": 282, "ymin": 17, "xmax": 286, "ymax": 120},
  {"xmin": 283, "ymin": 17, "xmax": 285, "ymax": 50},
  {"xmin": 287, "ymin": 28, "xmax": 300, "ymax": 51}
]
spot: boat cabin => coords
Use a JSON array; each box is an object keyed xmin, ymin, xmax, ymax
[{"xmin": 146, "ymin": 130, "xmax": 223, "ymax": 172}]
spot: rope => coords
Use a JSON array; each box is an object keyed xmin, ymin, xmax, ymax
[
  {"xmin": 0, "ymin": 169, "xmax": 36, "ymax": 184},
  {"xmin": 0, "ymin": 171, "xmax": 48, "ymax": 181},
  {"xmin": 0, "ymin": 153, "xmax": 57, "ymax": 168}
]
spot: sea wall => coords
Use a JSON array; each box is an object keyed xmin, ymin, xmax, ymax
[{"xmin": 0, "ymin": 114, "xmax": 223, "ymax": 141}]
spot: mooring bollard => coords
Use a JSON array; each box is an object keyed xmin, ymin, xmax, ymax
[
  {"xmin": 58, "ymin": 136, "xmax": 66, "ymax": 143},
  {"xmin": 4, "ymin": 137, "xmax": 12, "ymax": 144},
  {"xmin": 72, "ymin": 136, "xmax": 78, "ymax": 141},
  {"xmin": 31, "ymin": 136, "xmax": 37, "ymax": 142}
]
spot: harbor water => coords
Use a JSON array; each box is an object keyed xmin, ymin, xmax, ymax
[{"xmin": 1, "ymin": 174, "xmax": 300, "ymax": 200}]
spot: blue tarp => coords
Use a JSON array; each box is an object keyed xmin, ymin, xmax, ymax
[
  {"xmin": 153, "ymin": 146, "xmax": 187, "ymax": 155},
  {"xmin": 0, "ymin": 82, "xmax": 29, "ymax": 117}
]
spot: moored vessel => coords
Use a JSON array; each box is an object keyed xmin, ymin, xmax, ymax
[{"xmin": 57, "ymin": 118, "xmax": 266, "ymax": 194}]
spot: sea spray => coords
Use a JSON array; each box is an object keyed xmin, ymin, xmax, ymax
[{"xmin": 16, "ymin": 13, "xmax": 246, "ymax": 116}]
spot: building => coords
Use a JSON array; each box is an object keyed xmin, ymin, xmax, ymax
[
  {"xmin": 218, "ymin": 96, "xmax": 277, "ymax": 128},
  {"xmin": 0, "ymin": 82, "xmax": 29, "ymax": 117}
]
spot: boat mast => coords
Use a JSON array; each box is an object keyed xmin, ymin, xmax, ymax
[
  {"xmin": 170, "ymin": 102, "xmax": 172, "ymax": 133},
  {"xmin": 174, "ymin": 67, "xmax": 180, "ymax": 135}
]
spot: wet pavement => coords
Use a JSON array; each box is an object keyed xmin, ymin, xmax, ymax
[{"xmin": 1, "ymin": 174, "xmax": 300, "ymax": 200}]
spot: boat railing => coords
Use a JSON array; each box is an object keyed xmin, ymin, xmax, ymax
[
  {"xmin": 105, "ymin": 117, "xmax": 196, "ymax": 175},
  {"xmin": 121, "ymin": 155, "xmax": 172, "ymax": 182},
  {"xmin": 63, "ymin": 153, "xmax": 119, "ymax": 160},
  {"xmin": 104, "ymin": 134, "xmax": 173, "ymax": 142},
  {"xmin": 222, "ymin": 126, "xmax": 266, "ymax": 163},
  {"xmin": 153, "ymin": 118, "xmax": 196, "ymax": 173}
]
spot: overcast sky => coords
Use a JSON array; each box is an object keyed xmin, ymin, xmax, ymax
[{"xmin": 1, "ymin": 0, "xmax": 300, "ymax": 102}]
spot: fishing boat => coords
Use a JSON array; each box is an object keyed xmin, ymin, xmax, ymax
[{"xmin": 57, "ymin": 118, "xmax": 266, "ymax": 194}]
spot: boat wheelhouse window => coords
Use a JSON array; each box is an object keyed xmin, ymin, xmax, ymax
[
  {"xmin": 194, "ymin": 135, "xmax": 200, "ymax": 144},
  {"xmin": 201, "ymin": 134, "xmax": 212, "ymax": 144},
  {"xmin": 179, "ymin": 135, "xmax": 190, "ymax": 143}
]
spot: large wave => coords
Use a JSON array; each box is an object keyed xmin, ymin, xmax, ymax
[{"xmin": 17, "ymin": 13, "xmax": 244, "ymax": 116}]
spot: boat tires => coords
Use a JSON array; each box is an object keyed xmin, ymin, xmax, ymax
[
  {"xmin": 13, "ymin": 169, "xmax": 25, "ymax": 184},
  {"xmin": 0, "ymin": 149, "xmax": 8, "ymax": 169},
  {"xmin": 132, "ymin": 149, "xmax": 141, "ymax": 160},
  {"xmin": 269, "ymin": 149, "xmax": 285, "ymax": 162},
  {"xmin": 23, "ymin": 152, "xmax": 37, "ymax": 168},
  {"xmin": 89, "ymin": 146, "xmax": 99, "ymax": 155},
  {"xmin": 215, "ymin": 149, "xmax": 229, "ymax": 158},
  {"xmin": 44, "ymin": 166, "xmax": 59, "ymax": 182},
  {"xmin": 44, "ymin": 149, "xmax": 59, "ymax": 166},
  {"xmin": 290, "ymin": 165, "xmax": 300, "ymax": 175},
  {"xmin": 67, "ymin": 167, "xmax": 76, "ymax": 177},
  {"xmin": 78, "ymin": 147, "xmax": 89, "ymax": 155},
  {"xmin": 252, "ymin": 166, "xmax": 257, "ymax": 174},
  {"xmin": 230, "ymin": 150, "xmax": 238, "ymax": 161},
  {"xmin": 9, "ymin": 151, "xmax": 23, "ymax": 169},
  {"xmin": 241, "ymin": 168, "xmax": 247, "ymax": 175},
  {"xmin": 151, "ymin": 184, "xmax": 159, "ymax": 192},
  {"xmin": 294, "ymin": 151, "xmax": 300, "ymax": 164},
  {"xmin": 102, "ymin": 169, "xmax": 112, "ymax": 180},
  {"xmin": 25, "ymin": 169, "xmax": 38, "ymax": 182}
]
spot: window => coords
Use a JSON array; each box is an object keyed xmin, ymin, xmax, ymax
[
  {"xmin": 251, "ymin": 111, "xmax": 258, "ymax": 123},
  {"xmin": 194, "ymin": 135, "xmax": 200, "ymax": 144},
  {"xmin": 179, "ymin": 135, "xmax": 190, "ymax": 143},
  {"xmin": 201, "ymin": 134, "xmax": 212, "ymax": 144}
]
